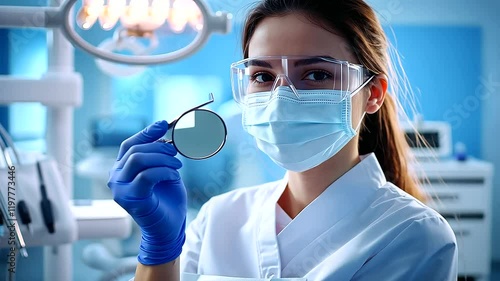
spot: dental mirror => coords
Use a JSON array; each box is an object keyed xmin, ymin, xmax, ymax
[{"xmin": 158, "ymin": 93, "xmax": 227, "ymax": 160}]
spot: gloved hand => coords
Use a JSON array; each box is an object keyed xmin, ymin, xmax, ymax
[{"xmin": 107, "ymin": 120, "xmax": 187, "ymax": 265}]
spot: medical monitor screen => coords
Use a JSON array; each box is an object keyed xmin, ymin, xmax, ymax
[{"xmin": 405, "ymin": 132, "xmax": 440, "ymax": 148}]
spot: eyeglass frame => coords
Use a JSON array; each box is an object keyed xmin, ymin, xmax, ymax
[{"xmin": 230, "ymin": 55, "xmax": 378, "ymax": 104}]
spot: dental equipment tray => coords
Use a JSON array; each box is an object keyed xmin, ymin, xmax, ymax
[{"xmin": 70, "ymin": 199, "xmax": 132, "ymax": 239}]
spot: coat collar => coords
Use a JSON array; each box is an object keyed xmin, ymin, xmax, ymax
[{"xmin": 257, "ymin": 153, "xmax": 387, "ymax": 277}]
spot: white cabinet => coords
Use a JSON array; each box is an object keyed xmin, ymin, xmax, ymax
[{"xmin": 417, "ymin": 159, "xmax": 494, "ymax": 281}]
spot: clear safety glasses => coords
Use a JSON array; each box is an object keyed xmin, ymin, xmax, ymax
[{"xmin": 230, "ymin": 55, "xmax": 376, "ymax": 105}]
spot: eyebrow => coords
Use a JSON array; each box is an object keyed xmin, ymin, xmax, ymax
[
  {"xmin": 246, "ymin": 56, "xmax": 335, "ymax": 68},
  {"xmin": 294, "ymin": 57, "xmax": 333, "ymax": 67},
  {"xmin": 246, "ymin": 60, "xmax": 272, "ymax": 68}
]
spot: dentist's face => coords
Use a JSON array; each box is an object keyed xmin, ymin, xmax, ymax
[{"xmin": 247, "ymin": 12, "xmax": 369, "ymax": 129}]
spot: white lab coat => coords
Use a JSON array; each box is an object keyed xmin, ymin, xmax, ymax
[{"xmin": 180, "ymin": 153, "xmax": 458, "ymax": 280}]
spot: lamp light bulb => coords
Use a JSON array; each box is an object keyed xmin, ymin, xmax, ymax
[
  {"xmin": 186, "ymin": 0, "xmax": 203, "ymax": 31},
  {"xmin": 77, "ymin": 7, "xmax": 98, "ymax": 30},
  {"xmin": 121, "ymin": 0, "xmax": 149, "ymax": 27},
  {"xmin": 77, "ymin": 0, "xmax": 104, "ymax": 30},
  {"xmin": 150, "ymin": 0, "xmax": 170, "ymax": 26},
  {"xmin": 99, "ymin": 0, "xmax": 126, "ymax": 30},
  {"xmin": 168, "ymin": 0, "xmax": 189, "ymax": 33},
  {"xmin": 86, "ymin": 0, "xmax": 104, "ymax": 17}
]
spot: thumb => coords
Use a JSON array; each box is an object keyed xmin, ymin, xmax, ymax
[{"xmin": 117, "ymin": 120, "xmax": 168, "ymax": 160}]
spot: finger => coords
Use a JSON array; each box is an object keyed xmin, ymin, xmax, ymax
[
  {"xmin": 115, "ymin": 142, "xmax": 177, "ymax": 170},
  {"xmin": 117, "ymin": 120, "xmax": 169, "ymax": 161},
  {"xmin": 130, "ymin": 167, "xmax": 182, "ymax": 199},
  {"xmin": 108, "ymin": 166, "xmax": 181, "ymax": 211},
  {"xmin": 115, "ymin": 152, "xmax": 183, "ymax": 183}
]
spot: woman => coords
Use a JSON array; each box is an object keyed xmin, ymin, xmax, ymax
[{"xmin": 108, "ymin": 0, "xmax": 458, "ymax": 280}]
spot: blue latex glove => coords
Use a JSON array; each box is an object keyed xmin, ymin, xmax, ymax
[{"xmin": 107, "ymin": 120, "xmax": 187, "ymax": 265}]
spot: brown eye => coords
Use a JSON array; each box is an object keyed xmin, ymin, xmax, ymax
[
  {"xmin": 304, "ymin": 71, "xmax": 332, "ymax": 81},
  {"xmin": 252, "ymin": 72, "xmax": 275, "ymax": 83}
]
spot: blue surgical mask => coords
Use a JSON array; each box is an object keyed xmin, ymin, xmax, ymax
[{"xmin": 242, "ymin": 87, "xmax": 364, "ymax": 172}]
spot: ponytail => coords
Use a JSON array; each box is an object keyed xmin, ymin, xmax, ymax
[{"xmin": 359, "ymin": 94, "xmax": 426, "ymax": 202}]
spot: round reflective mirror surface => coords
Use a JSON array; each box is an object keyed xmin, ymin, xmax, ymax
[{"xmin": 172, "ymin": 109, "xmax": 227, "ymax": 159}]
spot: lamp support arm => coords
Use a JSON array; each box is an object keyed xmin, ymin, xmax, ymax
[{"xmin": 0, "ymin": 6, "xmax": 63, "ymax": 29}]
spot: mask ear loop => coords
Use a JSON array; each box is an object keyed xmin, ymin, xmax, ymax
[{"xmin": 354, "ymin": 111, "xmax": 366, "ymax": 133}]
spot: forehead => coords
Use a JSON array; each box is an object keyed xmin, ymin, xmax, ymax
[{"xmin": 248, "ymin": 13, "xmax": 359, "ymax": 64}]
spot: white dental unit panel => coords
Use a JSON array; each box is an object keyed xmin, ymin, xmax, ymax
[
  {"xmin": 419, "ymin": 159, "xmax": 494, "ymax": 281},
  {"xmin": 406, "ymin": 121, "xmax": 494, "ymax": 281}
]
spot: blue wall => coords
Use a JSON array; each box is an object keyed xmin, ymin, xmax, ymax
[{"xmin": 386, "ymin": 25, "xmax": 482, "ymax": 157}]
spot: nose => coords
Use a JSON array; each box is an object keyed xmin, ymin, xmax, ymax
[
  {"xmin": 271, "ymin": 74, "xmax": 294, "ymax": 91},
  {"xmin": 277, "ymin": 75, "xmax": 291, "ymax": 87},
  {"xmin": 271, "ymin": 74, "xmax": 300, "ymax": 99}
]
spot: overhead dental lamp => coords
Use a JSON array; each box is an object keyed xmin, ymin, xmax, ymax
[{"xmin": 0, "ymin": 0, "xmax": 232, "ymax": 72}]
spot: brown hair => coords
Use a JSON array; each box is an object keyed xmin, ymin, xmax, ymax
[{"xmin": 241, "ymin": 0, "xmax": 426, "ymax": 202}]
